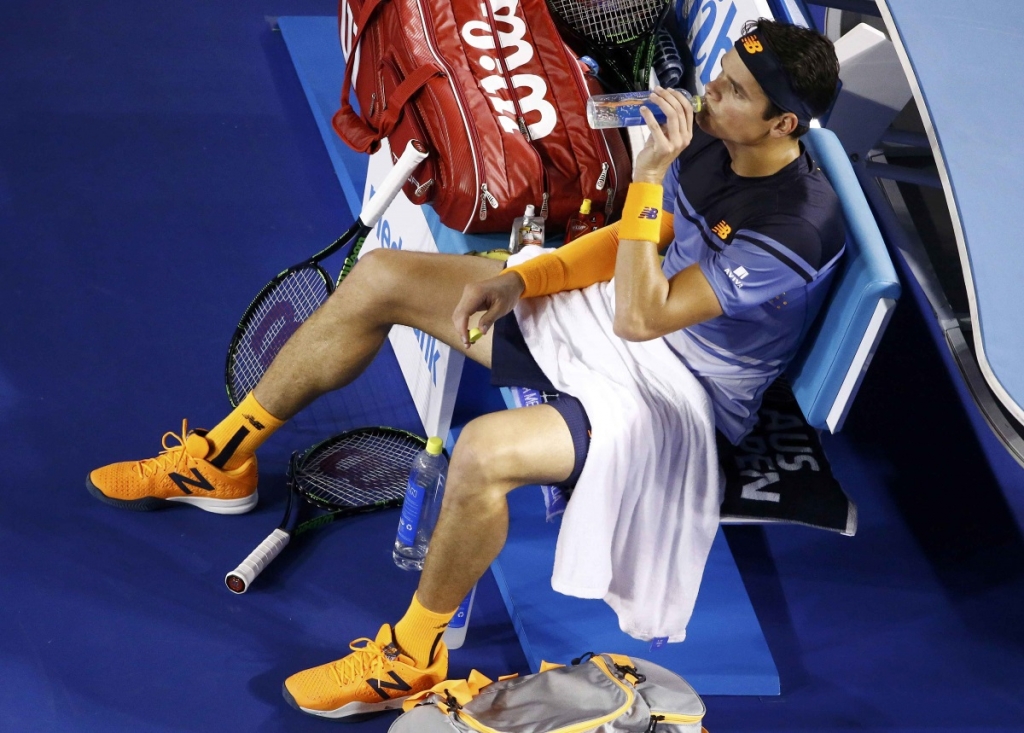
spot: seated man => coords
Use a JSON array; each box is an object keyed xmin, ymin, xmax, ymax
[{"xmin": 87, "ymin": 18, "xmax": 842, "ymax": 720}]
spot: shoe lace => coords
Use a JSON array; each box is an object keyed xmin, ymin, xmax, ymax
[
  {"xmin": 328, "ymin": 638, "xmax": 391, "ymax": 688},
  {"xmin": 132, "ymin": 420, "xmax": 193, "ymax": 478}
]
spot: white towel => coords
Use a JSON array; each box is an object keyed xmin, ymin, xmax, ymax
[{"xmin": 509, "ymin": 246, "xmax": 722, "ymax": 642}]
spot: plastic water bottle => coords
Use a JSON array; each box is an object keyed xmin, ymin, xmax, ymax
[
  {"xmin": 393, "ymin": 437, "xmax": 447, "ymax": 571},
  {"xmin": 586, "ymin": 89, "xmax": 704, "ymax": 129},
  {"xmin": 442, "ymin": 584, "xmax": 476, "ymax": 650}
]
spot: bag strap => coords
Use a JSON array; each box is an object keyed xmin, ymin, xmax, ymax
[
  {"xmin": 335, "ymin": 0, "xmax": 444, "ymax": 153},
  {"xmin": 401, "ymin": 669, "xmax": 495, "ymax": 713}
]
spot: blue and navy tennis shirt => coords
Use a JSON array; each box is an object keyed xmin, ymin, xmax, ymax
[{"xmin": 661, "ymin": 126, "xmax": 846, "ymax": 443}]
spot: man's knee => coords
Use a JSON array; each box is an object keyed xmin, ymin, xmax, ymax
[
  {"xmin": 446, "ymin": 417, "xmax": 522, "ymax": 504},
  {"xmin": 343, "ymin": 248, "xmax": 403, "ymax": 302}
]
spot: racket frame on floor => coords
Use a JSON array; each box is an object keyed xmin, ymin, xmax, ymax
[{"xmin": 224, "ymin": 427, "xmax": 427, "ymax": 594}]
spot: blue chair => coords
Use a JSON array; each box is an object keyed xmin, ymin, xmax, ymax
[{"xmin": 788, "ymin": 127, "xmax": 901, "ymax": 433}]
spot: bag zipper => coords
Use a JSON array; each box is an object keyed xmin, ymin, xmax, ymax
[
  {"xmin": 479, "ymin": 184, "xmax": 499, "ymax": 220},
  {"xmin": 648, "ymin": 712, "xmax": 706, "ymax": 728},
  {"xmin": 480, "ymin": 0, "xmax": 547, "ymax": 218},
  {"xmin": 559, "ymin": 41, "xmax": 620, "ymax": 219},
  {"xmin": 411, "ymin": 0, "xmax": 489, "ymax": 231},
  {"xmin": 447, "ymin": 656, "xmax": 637, "ymax": 733}
]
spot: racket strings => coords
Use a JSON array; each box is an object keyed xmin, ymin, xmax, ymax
[
  {"xmin": 297, "ymin": 430, "xmax": 424, "ymax": 507},
  {"xmin": 549, "ymin": 0, "xmax": 664, "ymax": 44},
  {"xmin": 229, "ymin": 267, "xmax": 331, "ymax": 401}
]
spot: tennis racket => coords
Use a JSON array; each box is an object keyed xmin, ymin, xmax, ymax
[
  {"xmin": 224, "ymin": 426, "xmax": 427, "ymax": 594},
  {"xmin": 546, "ymin": 0, "xmax": 671, "ymax": 93},
  {"xmin": 224, "ymin": 140, "xmax": 429, "ymax": 407}
]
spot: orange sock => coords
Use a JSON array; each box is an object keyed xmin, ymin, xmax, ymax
[
  {"xmin": 393, "ymin": 593, "xmax": 457, "ymax": 667},
  {"xmin": 203, "ymin": 392, "xmax": 283, "ymax": 470}
]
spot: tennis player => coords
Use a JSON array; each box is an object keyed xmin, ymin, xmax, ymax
[{"xmin": 88, "ymin": 18, "xmax": 842, "ymax": 719}]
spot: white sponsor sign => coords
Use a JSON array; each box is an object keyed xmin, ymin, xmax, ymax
[
  {"xmin": 682, "ymin": 0, "xmax": 774, "ymax": 93},
  {"xmin": 359, "ymin": 140, "xmax": 465, "ymax": 441}
]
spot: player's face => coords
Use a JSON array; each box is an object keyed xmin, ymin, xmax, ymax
[{"xmin": 696, "ymin": 49, "xmax": 777, "ymax": 144}]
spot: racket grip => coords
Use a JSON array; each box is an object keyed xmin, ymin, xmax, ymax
[
  {"xmin": 359, "ymin": 140, "xmax": 429, "ymax": 227},
  {"xmin": 224, "ymin": 528, "xmax": 291, "ymax": 594}
]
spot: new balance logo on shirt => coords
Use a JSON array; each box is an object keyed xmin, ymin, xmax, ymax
[
  {"xmin": 638, "ymin": 207, "xmax": 659, "ymax": 220},
  {"xmin": 711, "ymin": 220, "xmax": 732, "ymax": 239}
]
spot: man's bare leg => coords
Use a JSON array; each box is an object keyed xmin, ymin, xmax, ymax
[
  {"xmin": 253, "ymin": 249, "xmax": 504, "ymax": 420},
  {"xmin": 417, "ymin": 404, "xmax": 577, "ymax": 611},
  {"xmin": 279, "ymin": 257, "xmax": 582, "ymax": 717}
]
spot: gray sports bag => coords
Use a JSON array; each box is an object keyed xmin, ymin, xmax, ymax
[{"xmin": 389, "ymin": 652, "xmax": 707, "ymax": 733}]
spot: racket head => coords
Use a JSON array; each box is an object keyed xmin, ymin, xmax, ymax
[
  {"xmin": 293, "ymin": 426, "xmax": 428, "ymax": 512},
  {"xmin": 547, "ymin": 0, "xmax": 669, "ymax": 91},
  {"xmin": 225, "ymin": 264, "xmax": 333, "ymax": 406}
]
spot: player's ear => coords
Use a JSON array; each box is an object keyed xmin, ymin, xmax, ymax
[{"xmin": 770, "ymin": 111, "xmax": 799, "ymax": 138}]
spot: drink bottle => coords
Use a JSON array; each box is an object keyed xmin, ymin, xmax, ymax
[
  {"xmin": 586, "ymin": 89, "xmax": 704, "ymax": 129},
  {"xmin": 563, "ymin": 198, "xmax": 605, "ymax": 244},
  {"xmin": 393, "ymin": 437, "xmax": 447, "ymax": 571},
  {"xmin": 509, "ymin": 204, "xmax": 546, "ymax": 254},
  {"xmin": 442, "ymin": 584, "xmax": 476, "ymax": 649}
]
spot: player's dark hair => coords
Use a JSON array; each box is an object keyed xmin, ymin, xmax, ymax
[{"xmin": 746, "ymin": 19, "xmax": 840, "ymax": 138}]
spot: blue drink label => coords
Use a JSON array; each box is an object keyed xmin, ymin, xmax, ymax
[
  {"xmin": 448, "ymin": 588, "xmax": 474, "ymax": 629},
  {"xmin": 586, "ymin": 90, "xmax": 699, "ymax": 130},
  {"xmin": 396, "ymin": 478, "xmax": 425, "ymax": 546}
]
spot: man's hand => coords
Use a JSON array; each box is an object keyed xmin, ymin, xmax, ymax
[
  {"xmin": 632, "ymin": 87, "xmax": 695, "ymax": 185},
  {"xmin": 452, "ymin": 271, "xmax": 526, "ymax": 348}
]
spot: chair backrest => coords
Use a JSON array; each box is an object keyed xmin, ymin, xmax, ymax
[{"xmin": 786, "ymin": 128, "xmax": 901, "ymax": 433}]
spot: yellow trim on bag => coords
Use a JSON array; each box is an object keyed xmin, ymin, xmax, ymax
[{"xmin": 651, "ymin": 711, "xmax": 706, "ymax": 725}]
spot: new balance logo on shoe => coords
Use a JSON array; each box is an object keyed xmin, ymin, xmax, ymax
[
  {"xmin": 637, "ymin": 207, "xmax": 659, "ymax": 220},
  {"xmin": 242, "ymin": 413, "xmax": 265, "ymax": 431},
  {"xmin": 169, "ymin": 468, "xmax": 217, "ymax": 495},
  {"xmin": 366, "ymin": 671, "xmax": 412, "ymax": 700}
]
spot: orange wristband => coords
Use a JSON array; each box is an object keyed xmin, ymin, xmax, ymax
[{"xmin": 618, "ymin": 182, "xmax": 664, "ymax": 243}]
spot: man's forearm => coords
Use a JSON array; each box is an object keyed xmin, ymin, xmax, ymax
[
  {"xmin": 613, "ymin": 183, "xmax": 672, "ymax": 340},
  {"xmin": 505, "ymin": 215, "xmax": 675, "ymax": 299}
]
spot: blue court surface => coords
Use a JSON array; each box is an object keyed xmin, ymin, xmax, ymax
[{"xmin": 2, "ymin": 2, "xmax": 1024, "ymax": 732}]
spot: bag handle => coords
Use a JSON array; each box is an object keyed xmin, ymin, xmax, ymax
[{"xmin": 334, "ymin": 0, "xmax": 444, "ymax": 153}]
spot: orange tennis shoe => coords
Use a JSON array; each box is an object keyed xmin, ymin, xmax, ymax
[
  {"xmin": 86, "ymin": 420, "xmax": 258, "ymax": 514},
  {"xmin": 282, "ymin": 624, "xmax": 448, "ymax": 719}
]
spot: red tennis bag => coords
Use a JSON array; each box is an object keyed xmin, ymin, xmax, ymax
[{"xmin": 332, "ymin": 0, "xmax": 631, "ymax": 234}]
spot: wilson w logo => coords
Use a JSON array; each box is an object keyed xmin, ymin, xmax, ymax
[
  {"xmin": 250, "ymin": 300, "xmax": 301, "ymax": 371},
  {"xmin": 461, "ymin": 0, "xmax": 557, "ymax": 140}
]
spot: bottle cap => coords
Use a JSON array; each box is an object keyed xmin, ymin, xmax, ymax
[
  {"xmin": 524, "ymin": 204, "xmax": 535, "ymax": 217},
  {"xmin": 468, "ymin": 327, "xmax": 483, "ymax": 344},
  {"xmin": 579, "ymin": 55, "xmax": 600, "ymax": 76},
  {"xmin": 426, "ymin": 437, "xmax": 443, "ymax": 455},
  {"xmin": 580, "ymin": 199, "xmax": 592, "ymax": 215}
]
